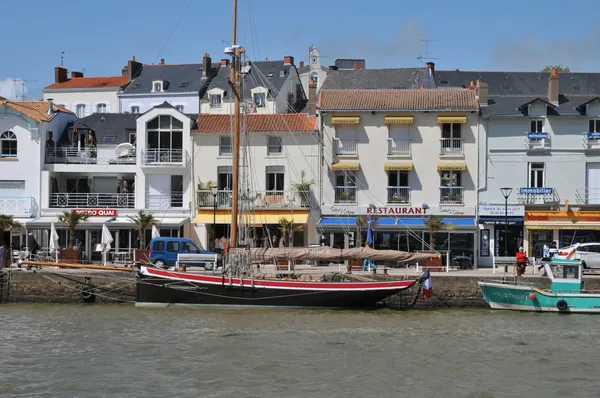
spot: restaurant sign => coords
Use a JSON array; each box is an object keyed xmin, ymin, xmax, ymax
[
  {"xmin": 366, "ymin": 206, "xmax": 427, "ymax": 215},
  {"xmin": 72, "ymin": 209, "xmax": 117, "ymax": 217}
]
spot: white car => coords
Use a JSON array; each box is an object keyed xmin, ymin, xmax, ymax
[{"xmin": 554, "ymin": 243, "xmax": 600, "ymax": 269}]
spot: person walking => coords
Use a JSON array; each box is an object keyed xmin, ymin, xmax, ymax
[
  {"xmin": 516, "ymin": 246, "xmax": 528, "ymax": 276},
  {"xmin": 542, "ymin": 241, "xmax": 550, "ymax": 260}
]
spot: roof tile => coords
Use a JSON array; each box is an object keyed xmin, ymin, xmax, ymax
[
  {"xmin": 45, "ymin": 76, "xmax": 129, "ymax": 90},
  {"xmin": 0, "ymin": 100, "xmax": 73, "ymax": 122},
  {"xmin": 193, "ymin": 114, "xmax": 316, "ymax": 133}
]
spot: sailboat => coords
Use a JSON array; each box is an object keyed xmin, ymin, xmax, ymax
[{"xmin": 133, "ymin": 0, "xmax": 436, "ymax": 309}]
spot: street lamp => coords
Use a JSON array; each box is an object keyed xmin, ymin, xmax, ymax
[
  {"xmin": 500, "ymin": 188, "xmax": 513, "ymax": 256},
  {"xmin": 210, "ymin": 186, "xmax": 218, "ymax": 250}
]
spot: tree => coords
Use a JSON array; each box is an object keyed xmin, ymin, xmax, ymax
[
  {"xmin": 278, "ymin": 217, "xmax": 294, "ymax": 247},
  {"xmin": 0, "ymin": 214, "xmax": 22, "ymax": 246},
  {"xmin": 355, "ymin": 216, "xmax": 367, "ymax": 248},
  {"xmin": 291, "ymin": 170, "xmax": 315, "ymax": 207},
  {"xmin": 128, "ymin": 210, "xmax": 158, "ymax": 249},
  {"xmin": 423, "ymin": 215, "xmax": 455, "ymax": 251},
  {"xmin": 58, "ymin": 211, "xmax": 89, "ymax": 248},
  {"xmin": 542, "ymin": 65, "xmax": 570, "ymax": 73}
]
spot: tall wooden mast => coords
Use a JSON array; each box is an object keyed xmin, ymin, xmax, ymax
[{"xmin": 229, "ymin": 0, "xmax": 241, "ymax": 248}]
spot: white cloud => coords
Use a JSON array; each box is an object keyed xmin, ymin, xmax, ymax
[{"xmin": 0, "ymin": 78, "xmax": 28, "ymax": 100}]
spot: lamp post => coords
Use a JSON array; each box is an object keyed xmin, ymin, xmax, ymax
[
  {"xmin": 500, "ymin": 188, "xmax": 513, "ymax": 256},
  {"xmin": 210, "ymin": 186, "xmax": 218, "ymax": 251}
]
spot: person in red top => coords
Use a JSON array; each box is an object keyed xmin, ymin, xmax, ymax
[{"xmin": 515, "ymin": 246, "xmax": 528, "ymax": 276}]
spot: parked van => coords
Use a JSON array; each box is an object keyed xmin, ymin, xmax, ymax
[{"xmin": 149, "ymin": 237, "xmax": 219, "ymax": 268}]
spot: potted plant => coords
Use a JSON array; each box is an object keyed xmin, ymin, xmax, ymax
[
  {"xmin": 197, "ymin": 179, "xmax": 216, "ymax": 206},
  {"xmin": 128, "ymin": 211, "xmax": 158, "ymax": 264},
  {"xmin": 58, "ymin": 211, "xmax": 89, "ymax": 263},
  {"xmin": 291, "ymin": 170, "xmax": 314, "ymax": 207}
]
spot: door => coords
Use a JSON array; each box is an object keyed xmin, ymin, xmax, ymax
[{"xmin": 586, "ymin": 163, "xmax": 600, "ymax": 204}]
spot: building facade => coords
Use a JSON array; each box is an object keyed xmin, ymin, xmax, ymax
[{"xmin": 298, "ymin": 45, "xmax": 329, "ymax": 95}]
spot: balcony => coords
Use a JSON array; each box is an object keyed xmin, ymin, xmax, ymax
[
  {"xmin": 439, "ymin": 138, "xmax": 463, "ymax": 156},
  {"xmin": 440, "ymin": 187, "xmax": 464, "ymax": 205},
  {"xmin": 333, "ymin": 138, "xmax": 358, "ymax": 156},
  {"xmin": 50, "ymin": 193, "xmax": 134, "ymax": 208},
  {"xmin": 387, "ymin": 139, "xmax": 411, "ymax": 156},
  {"xmin": 146, "ymin": 192, "xmax": 183, "ymax": 209},
  {"xmin": 517, "ymin": 187, "xmax": 559, "ymax": 205},
  {"xmin": 334, "ymin": 186, "xmax": 357, "ymax": 204},
  {"xmin": 575, "ymin": 189, "xmax": 600, "ymax": 205},
  {"xmin": 525, "ymin": 133, "xmax": 550, "ymax": 151},
  {"xmin": 0, "ymin": 196, "xmax": 34, "ymax": 216},
  {"xmin": 141, "ymin": 149, "xmax": 187, "ymax": 166},
  {"xmin": 196, "ymin": 190, "xmax": 311, "ymax": 209},
  {"xmin": 387, "ymin": 187, "xmax": 410, "ymax": 204},
  {"xmin": 583, "ymin": 133, "xmax": 600, "ymax": 151},
  {"xmin": 46, "ymin": 146, "xmax": 136, "ymax": 165}
]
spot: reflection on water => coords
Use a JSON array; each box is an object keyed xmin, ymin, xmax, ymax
[{"xmin": 1, "ymin": 305, "xmax": 599, "ymax": 398}]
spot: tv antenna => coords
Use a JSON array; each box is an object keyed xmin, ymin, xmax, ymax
[
  {"xmin": 417, "ymin": 39, "xmax": 439, "ymax": 65},
  {"xmin": 60, "ymin": 52, "xmax": 65, "ymax": 66},
  {"xmin": 12, "ymin": 78, "xmax": 38, "ymax": 101}
]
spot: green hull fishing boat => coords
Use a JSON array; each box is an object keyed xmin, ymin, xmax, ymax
[{"xmin": 479, "ymin": 259, "xmax": 600, "ymax": 313}]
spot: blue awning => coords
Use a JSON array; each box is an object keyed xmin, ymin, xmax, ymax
[
  {"xmin": 319, "ymin": 217, "xmax": 476, "ymax": 227},
  {"xmin": 375, "ymin": 218, "xmax": 396, "ymax": 225},
  {"xmin": 319, "ymin": 217, "xmax": 356, "ymax": 226},
  {"xmin": 396, "ymin": 218, "xmax": 476, "ymax": 227}
]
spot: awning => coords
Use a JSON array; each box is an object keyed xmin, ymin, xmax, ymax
[
  {"xmin": 319, "ymin": 217, "xmax": 475, "ymax": 228},
  {"xmin": 331, "ymin": 116, "xmax": 360, "ymax": 125},
  {"xmin": 28, "ymin": 216, "xmax": 60, "ymax": 225},
  {"xmin": 384, "ymin": 162, "xmax": 413, "ymax": 171},
  {"xmin": 480, "ymin": 217, "xmax": 524, "ymax": 225},
  {"xmin": 437, "ymin": 116, "xmax": 467, "ymax": 124},
  {"xmin": 80, "ymin": 217, "xmax": 116, "ymax": 226},
  {"xmin": 154, "ymin": 217, "xmax": 188, "ymax": 227},
  {"xmin": 525, "ymin": 222, "xmax": 600, "ymax": 231},
  {"xmin": 331, "ymin": 162, "xmax": 360, "ymax": 171},
  {"xmin": 194, "ymin": 211, "xmax": 309, "ymax": 225},
  {"xmin": 319, "ymin": 217, "xmax": 356, "ymax": 226},
  {"xmin": 12, "ymin": 218, "xmax": 34, "ymax": 226},
  {"xmin": 437, "ymin": 161, "xmax": 467, "ymax": 171},
  {"xmin": 384, "ymin": 116, "xmax": 413, "ymax": 124},
  {"xmin": 395, "ymin": 218, "xmax": 476, "ymax": 227}
]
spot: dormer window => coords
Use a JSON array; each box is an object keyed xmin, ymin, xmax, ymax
[
  {"xmin": 253, "ymin": 93, "xmax": 266, "ymax": 108},
  {"xmin": 153, "ymin": 81, "xmax": 163, "ymax": 92},
  {"xmin": 210, "ymin": 94, "xmax": 222, "ymax": 108}
]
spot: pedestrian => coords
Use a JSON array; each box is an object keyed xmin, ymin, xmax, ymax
[
  {"xmin": 362, "ymin": 243, "xmax": 376, "ymax": 271},
  {"xmin": 542, "ymin": 241, "xmax": 550, "ymax": 260},
  {"xmin": 516, "ymin": 246, "xmax": 528, "ymax": 276},
  {"xmin": 549, "ymin": 241, "xmax": 558, "ymax": 258}
]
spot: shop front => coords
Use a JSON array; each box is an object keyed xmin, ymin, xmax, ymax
[
  {"xmin": 524, "ymin": 211, "xmax": 600, "ymax": 258},
  {"xmin": 477, "ymin": 205, "xmax": 525, "ymax": 268}
]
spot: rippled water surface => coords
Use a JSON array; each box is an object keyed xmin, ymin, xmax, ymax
[{"xmin": 1, "ymin": 305, "xmax": 600, "ymax": 397}]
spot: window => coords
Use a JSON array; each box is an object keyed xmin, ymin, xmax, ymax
[
  {"xmin": 131, "ymin": 106, "xmax": 140, "ymax": 114},
  {"xmin": 253, "ymin": 92, "xmax": 266, "ymax": 108},
  {"xmin": 529, "ymin": 163, "xmax": 545, "ymax": 188},
  {"xmin": 266, "ymin": 166, "xmax": 284, "ymax": 192},
  {"xmin": 335, "ymin": 172, "xmax": 356, "ymax": 203},
  {"xmin": 146, "ymin": 116, "xmax": 184, "ymax": 158},
  {"xmin": 388, "ymin": 171, "xmax": 408, "ymax": 187},
  {"xmin": 182, "ymin": 241, "xmax": 198, "ymax": 253},
  {"xmin": 267, "ymin": 136, "xmax": 282, "ymax": 154},
  {"xmin": 175, "ymin": 105, "xmax": 184, "ymax": 112},
  {"xmin": 440, "ymin": 171, "xmax": 461, "ymax": 188},
  {"xmin": 441, "ymin": 123, "xmax": 462, "ymax": 139},
  {"xmin": 589, "ymin": 120, "xmax": 600, "ymax": 133},
  {"xmin": 96, "ymin": 103, "xmax": 107, "ymax": 113},
  {"xmin": 219, "ymin": 136, "xmax": 232, "ymax": 155},
  {"xmin": 129, "ymin": 133, "xmax": 137, "ymax": 145},
  {"xmin": 153, "ymin": 240, "xmax": 165, "ymax": 251},
  {"xmin": 530, "ymin": 119, "xmax": 544, "ymax": 133},
  {"xmin": 441, "ymin": 123, "xmax": 462, "ymax": 153},
  {"xmin": 218, "ymin": 166, "xmax": 232, "ymax": 190},
  {"xmin": 75, "ymin": 104, "xmax": 86, "ymax": 118},
  {"xmin": 310, "ymin": 72, "xmax": 319, "ymax": 86},
  {"xmin": 388, "ymin": 170, "xmax": 409, "ymax": 204},
  {"xmin": 311, "ymin": 55, "xmax": 317, "ymax": 64},
  {"xmin": 210, "ymin": 94, "xmax": 222, "ymax": 108},
  {"xmin": 166, "ymin": 241, "xmax": 180, "ymax": 252},
  {"xmin": 171, "ymin": 175, "xmax": 183, "ymax": 208},
  {"xmin": 0, "ymin": 180, "xmax": 25, "ymax": 189},
  {"xmin": 0, "ymin": 131, "xmax": 17, "ymax": 157},
  {"xmin": 153, "ymin": 82, "xmax": 162, "ymax": 92},
  {"xmin": 440, "ymin": 170, "xmax": 462, "ymax": 204}
]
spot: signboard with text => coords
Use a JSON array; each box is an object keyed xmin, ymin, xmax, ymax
[
  {"xmin": 322, "ymin": 205, "xmax": 476, "ymax": 217},
  {"xmin": 519, "ymin": 187, "xmax": 553, "ymax": 195},
  {"xmin": 527, "ymin": 132, "xmax": 548, "ymax": 139},
  {"xmin": 588, "ymin": 132, "xmax": 600, "ymax": 140},
  {"xmin": 478, "ymin": 205, "xmax": 525, "ymax": 217},
  {"xmin": 72, "ymin": 209, "xmax": 117, "ymax": 217}
]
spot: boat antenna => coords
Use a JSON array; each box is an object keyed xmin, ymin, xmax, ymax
[{"xmin": 229, "ymin": 0, "xmax": 241, "ymax": 248}]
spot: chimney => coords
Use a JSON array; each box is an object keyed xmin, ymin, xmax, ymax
[
  {"xmin": 328, "ymin": 65, "xmax": 338, "ymax": 71},
  {"xmin": 422, "ymin": 62, "xmax": 437, "ymax": 89},
  {"xmin": 127, "ymin": 57, "xmax": 143, "ymax": 81},
  {"xmin": 476, "ymin": 80, "xmax": 488, "ymax": 106},
  {"xmin": 160, "ymin": 58, "xmax": 165, "ymax": 65},
  {"xmin": 54, "ymin": 66, "xmax": 68, "ymax": 83},
  {"xmin": 548, "ymin": 68, "xmax": 559, "ymax": 106},
  {"xmin": 71, "ymin": 71, "xmax": 84, "ymax": 78},
  {"xmin": 284, "ymin": 56, "xmax": 294, "ymax": 66},
  {"xmin": 121, "ymin": 65, "xmax": 128, "ymax": 76},
  {"xmin": 220, "ymin": 59, "xmax": 229, "ymax": 67},
  {"xmin": 299, "ymin": 61, "xmax": 304, "ymax": 68},
  {"xmin": 203, "ymin": 53, "xmax": 212, "ymax": 78},
  {"xmin": 47, "ymin": 98, "xmax": 54, "ymax": 114},
  {"xmin": 308, "ymin": 82, "xmax": 317, "ymax": 116}
]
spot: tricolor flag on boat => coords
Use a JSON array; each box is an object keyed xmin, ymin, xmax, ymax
[{"xmin": 421, "ymin": 269, "xmax": 433, "ymax": 300}]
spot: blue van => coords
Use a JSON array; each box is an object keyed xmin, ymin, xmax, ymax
[{"xmin": 149, "ymin": 237, "xmax": 219, "ymax": 268}]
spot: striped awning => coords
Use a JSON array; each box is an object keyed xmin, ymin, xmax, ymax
[
  {"xmin": 437, "ymin": 116, "xmax": 467, "ymax": 124},
  {"xmin": 384, "ymin": 162, "xmax": 413, "ymax": 171},
  {"xmin": 384, "ymin": 116, "xmax": 414, "ymax": 124},
  {"xmin": 331, "ymin": 116, "xmax": 360, "ymax": 124},
  {"xmin": 437, "ymin": 161, "xmax": 467, "ymax": 171},
  {"xmin": 331, "ymin": 161, "xmax": 360, "ymax": 171}
]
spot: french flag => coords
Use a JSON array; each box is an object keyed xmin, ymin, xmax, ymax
[{"xmin": 422, "ymin": 269, "xmax": 433, "ymax": 300}]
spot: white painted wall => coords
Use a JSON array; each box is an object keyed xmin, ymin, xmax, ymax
[{"xmin": 43, "ymin": 89, "xmax": 120, "ymax": 116}]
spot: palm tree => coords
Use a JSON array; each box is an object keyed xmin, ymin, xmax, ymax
[
  {"xmin": 423, "ymin": 215, "xmax": 454, "ymax": 251},
  {"xmin": 278, "ymin": 217, "xmax": 294, "ymax": 247},
  {"xmin": 58, "ymin": 211, "xmax": 89, "ymax": 248},
  {"xmin": 0, "ymin": 214, "xmax": 22, "ymax": 247},
  {"xmin": 355, "ymin": 216, "xmax": 367, "ymax": 248},
  {"xmin": 128, "ymin": 211, "xmax": 158, "ymax": 249},
  {"xmin": 291, "ymin": 170, "xmax": 314, "ymax": 207}
]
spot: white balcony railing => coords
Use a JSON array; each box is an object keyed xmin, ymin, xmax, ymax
[
  {"xmin": 387, "ymin": 187, "xmax": 410, "ymax": 204},
  {"xmin": 146, "ymin": 192, "xmax": 184, "ymax": 209},
  {"xmin": 141, "ymin": 149, "xmax": 187, "ymax": 166},
  {"xmin": 440, "ymin": 187, "xmax": 464, "ymax": 204},
  {"xmin": 196, "ymin": 190, "xmax": 311, "ymax": 209},
  {"xmin": 50, "ymin": 193, "xmax": 134, "ymax": 208},
  {"xmin": 526, "ymin": 138, "xmax": 551, "ymax": 150},
  {"xmin": 575, "ymin": 188, "xmax": 600, "ymax": 205},
  {"xmin": 387, "ymin": 139, "xmax": 411, "ymax": 156},
  {"xmin": 584, "ymin": 135, "xmax": 600, "ymax": 151},
  {"xmin": 334, "ymin": 186, "xmax": 357, "ymax": 203},
  {"xmin": 517, "ymin": 188, "xmax": 559, "ymax": 205},
  {"xmin": 0, "ymin": 196, "xmax": 34, "ymax": 216},
  {"xmin": 439, "ymin": 138, "xmax": 463, "ymax": 155},
  {"xmin": 333, "ymin": 138, "xmax": 358, "ymax": 156},
  {"xmin": 46, "ymin": 146, "xmax": 136, "ymax": 165}
]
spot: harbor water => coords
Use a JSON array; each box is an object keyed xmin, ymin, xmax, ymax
[{"xmin": 1, "ymin": 305, "xmax": 599, "ymax": 398}]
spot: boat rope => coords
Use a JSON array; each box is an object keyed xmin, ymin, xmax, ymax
[{"xmin": 34, "ymin": 272, "xmax": 136, "ymax": 303}]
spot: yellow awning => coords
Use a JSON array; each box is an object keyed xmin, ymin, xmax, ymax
[
  {"xmin": 331, "ymin": 116, "xmax": 360, "ymax": 125},
  {"xmin": 384, "ymin": 162, "xmax": 413, "ymax": 171},
  {"xmin": 384, "ymin": 116, "xmax": 414, "ymax": 124},
  {"xmin": 194, "ymin": 210, "xmax": 309, "ymax": 225},
  {"xmin": 437, "ymin": 161, "xmax": 467, "ymax": 171},
  {"xmin": 525, "ymin": 223, "xmax": 600, "ymax": 231},
  {"xmin": 331, "ymin": 162, "xmax": 360, "ymax": 171},
  {"xmin": 437, "ymin": 116, "xmax": 467, "ymax": 124}
]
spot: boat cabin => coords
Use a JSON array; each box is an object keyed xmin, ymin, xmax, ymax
[{"xmin": 543, "ymin": 259, "xmax": 583, "ymax": 294}]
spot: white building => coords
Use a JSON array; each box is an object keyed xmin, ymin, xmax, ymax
[
  {"xmin": 0, "ymin": 98, "xmax": 76, "ymax": 248},
  {"xmin": 318, "ymin": 87, "xmax": 480, "ymax": 266},
  {"xmin": 190, "ymin": 112, "xmax": 319, "ymax": 250},
  {"xmin": 200, "ymin": 57, "xmax": 306, "ymax": 115},
  {"xmin": 297, "ymin": 45, "xmax": 329, "ymax": 94},
  {"xmin": 43, "ymin": 66, "xmax": 131, "ymax": 117}
]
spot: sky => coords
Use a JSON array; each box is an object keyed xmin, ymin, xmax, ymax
[{"xmin": 1, "ymin": 0, "xmax": 600, "ymax": 100}]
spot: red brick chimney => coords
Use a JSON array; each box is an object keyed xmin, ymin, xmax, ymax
[
  {"xmin": 284, "ymin": 56, "xmax": 294, "ymax": 66},
  {"xmin": 71, "ymin": 71, "xmax": 83, "ymax": 78},
  {"xmin": 308, "ymin": 82, "xmax": 317, "ymax": 116},
  {"xmin": 548, "ymin": 68, "xmax": 559, "ymax": 106},
  {"xmin": 160, "ymin": 58, "xmax": 165, "ymax": 65},
  {"xmin": 54, "ymin": 66, "xmax": 68, "ymax": 83},
  {"xmin": 299, "ymin": 61, "xmax": 304, "ymax": 68}
]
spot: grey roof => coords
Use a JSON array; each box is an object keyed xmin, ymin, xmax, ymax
[
  {"xmin": 481, "ymin": 95, "xmax": 599, "ymax": 117},
  {"xmin": 63, "ymin": 113, "xmax": 138, "ymax": 144},
  {"xmin": 120, "ymin": 63, "xmax": 219, "ymax": 95},
  {"xmin": 321, "ymin": 68, "xmax": 424, "ymax": 90},
  {"xmin": 335, "ymin": 59, "xmax": 366, "ymax": 70},
  {"xmin": 297, "ymin": 65, "xmax": 329, "ymax": 74},
  {"xmin": 201, "ymin": 61, "xmax": 299, "ymax": 101}
]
